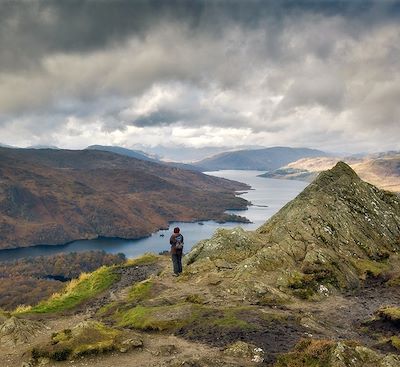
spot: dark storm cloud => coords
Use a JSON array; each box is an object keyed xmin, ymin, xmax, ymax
[
  {"xmin": 2, "ymin": 0, "xmax": 399, "ymax": 72},
  {"xmin": 0, "ymin": 0, "xmax": 400, "ymax": 151}
]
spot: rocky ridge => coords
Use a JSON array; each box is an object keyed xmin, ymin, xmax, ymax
[{"xmin": 186, "ymin": 162, "xmax": 400, "ymax": 302}]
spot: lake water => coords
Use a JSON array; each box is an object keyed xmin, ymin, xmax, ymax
[{"xmin": 0, "ymin": 171, "xmax": 307, "ymax": 262}]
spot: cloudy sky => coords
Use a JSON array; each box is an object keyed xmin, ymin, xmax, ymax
[{"xmin": 0, "ymin": 0, "xmax": 399, "ymax": 154}]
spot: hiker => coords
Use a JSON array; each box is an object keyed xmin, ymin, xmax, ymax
[{"xmin": 170, "ymin": 227, "xmax": 184, "ymax": 276}]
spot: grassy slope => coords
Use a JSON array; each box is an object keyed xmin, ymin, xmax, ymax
[{"xmin": 16, "ymin": 266, "xmax": 118, "ymax": 314}]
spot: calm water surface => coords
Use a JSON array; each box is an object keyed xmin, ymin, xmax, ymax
[{"xmin": 0, "ymin": 171, "xmax": 307, "ymax": 262}]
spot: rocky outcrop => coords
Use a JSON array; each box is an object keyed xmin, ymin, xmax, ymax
[
  {"xmin": 0, "ymin": 316, "xmax": 46, "ymax": 346},
  {"xmin": 186, "ymin": 162, "xmax": 400, "ymax": 302},
  {"xmin": 275, "ymin": 339, "xmax": 400, "ymax": 367},
  {"xmin": 30, "ymin": 321, "xmax": 143, "ymax": 363}
]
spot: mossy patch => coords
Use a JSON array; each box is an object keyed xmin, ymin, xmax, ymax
[
  {"xmin": 96, "ymin": 301, "xmax": 119, "ymax": 317},
  {"xmin": 387, "ymin": 274, "xmax": 400, "ymax": 287},
  {"xmin": 376, "ymin": 306, "xmax": 400, "ymax": 324},
  {"xmin": 390, "ymin": 336, "xmax": 400, "ymax": 350},
  {"xmin": 285, "ymin": 271, "xmax": 333, "ymax": 300},
  {"xmin": 274, "ymin": 338, "xmax": 335, "ymax": 367},
  {"xmin": 352, "ymin": 259, "xmax": 391, "ymax": 280},
  {"xmin": 18, "ymin": 266, "xmax": 118, "ymax": 314},
  {"xmin": 117, "ymin": 303, "xmax": 197, "ymax": 331},
  {"xmin": 31, "ymin": 321, "xmax": 137, "ymax": 362},
  {"xmin": 210, "ymin": 307, "xmax": 255, "ymax": 330},
  {"xmin": 185, "ymin": 294, "xmax": 206, "ymax": 304},
  {"xmin": 116, "ymin": 304, "xmax": 257, "ymax": 334}
]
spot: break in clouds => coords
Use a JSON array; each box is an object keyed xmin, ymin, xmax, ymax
[{"xmin": 0, "ymin": 0, "xmax": 399, "ymax": 153}]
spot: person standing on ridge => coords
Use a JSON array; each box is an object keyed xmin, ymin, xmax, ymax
[{"xmin": 170, "ymin": 227, "xmax": 184, "ymax": 276}]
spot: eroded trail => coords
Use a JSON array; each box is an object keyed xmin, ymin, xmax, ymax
[{"xmin": 82, "ymin": 262, "xmax": 163, "ymax": 316}]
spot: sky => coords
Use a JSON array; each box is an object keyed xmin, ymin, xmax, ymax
[{"xmin": 0, "ymin": 0, "xmax": 399, "ymax": 154}]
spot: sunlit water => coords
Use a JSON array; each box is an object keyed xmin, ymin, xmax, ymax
[{"xmin": 0, "ymin": 171, "xmax": 307, "ymax": 262}]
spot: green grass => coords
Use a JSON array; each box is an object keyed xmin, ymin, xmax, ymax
[
  {"xmin": 352, "ymin": 259, "xmax": 390, "ymax": 279},
  {"xmin": 32, "ymin": 321, "xmax": 123, "ymax": 361},
  {"xmin": 210, "ymin": 307, "xmax": 255, "ymax": 330},
  {"xmin": 96, "ymin": 301, "xmax": 119, "ymax": 317},
  {"xmin": 117, "ymin": 304, "xmax": 195, "ymax": 331},
  {"xmin": 274, "ymin": 339, "xmax": 335, "ymax": 367},
  {"xmin": 18, "ymin": 266, "xmax": 119, "ymax": 314},
  {"xmin": 387, "ymin": 275, "xmax": 400, "ymax": 287},
  {"xmin": 128, "ymin": 279, "xmax": 153, "ymax": 302},
  {"xmin": 377, "ymin": 306, "xmax": 400, "ymax": 322},
  {"xmin": 116, "ymin": 303, "xmax": 256, "ymax": 332},
  {"xmin": 390, "ymin": 336, "xmax": 400, "ymax": 350},
  {"xmin": 124, "ymin": 253, "xmax": 159, "ymax": 267}
]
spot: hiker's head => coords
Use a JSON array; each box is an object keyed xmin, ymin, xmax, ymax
[{"xmin": 173, "ymin": 227, "xmax": 180, "ymax": 233}]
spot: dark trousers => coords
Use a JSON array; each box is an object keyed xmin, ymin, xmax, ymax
[{"xmin": 171, "ymin": 253, "xmax": 183, "ymax": 274}]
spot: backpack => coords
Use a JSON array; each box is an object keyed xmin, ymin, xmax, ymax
[{"xmin": 175, "ymin": 234, "xmax": 184, "ymax": 250}]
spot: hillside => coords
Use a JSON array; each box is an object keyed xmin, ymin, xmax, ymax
[
  {"xmin": 0, "ymin": 147, "xmax": 248, "ymax": 250},
  {"xmin": 193, "ymin": 147, "xmax": 329, "ymax": 171},
  {"xmin": 2, "ymin": 163, "xmax": 400, "ymax": 366},
  {"xmin": 86, "ymin": 145, "xmax": 158, "ymax": 163},
  {"xmin": 260, "ymin": 152, "xmax": 400, "ymax": 192},
  {"xmin": 86, "ymin": 145, "xmax": 202, "ymax": 171}
]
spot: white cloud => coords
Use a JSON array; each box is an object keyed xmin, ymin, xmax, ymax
[{"xmin": 0, "ymin": 3, "xmax": 399, "ymax": 153}]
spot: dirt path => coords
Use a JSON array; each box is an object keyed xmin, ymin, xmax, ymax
[
  {"xmin": 82, "ymin": 262, "xmax": 163, "ymax": 315},
  {"xmin": 291, "ymin": 279, "xmax": 400, "ymax": 347}
]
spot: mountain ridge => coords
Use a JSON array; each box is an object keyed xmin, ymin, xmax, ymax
[
  {"xmin": 86, "ymin": 144, "xmax": 202, "ymax": 171},
  {"xmin": 193, "ymin": 147, "xmax": 330, "ymax": 171},
  {"xmin": 260, "ymin": 152, "xmax": 400, "ymax": 192},
  {"xmin": 187, "ymin": 161, "xmax": 400, "ymax": 299}
]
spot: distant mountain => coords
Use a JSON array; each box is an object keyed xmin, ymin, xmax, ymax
[
  {"xmin": 260, "ymin": 151, "xmax": 400, "ymax": 192},
  {"xmin": 193, "ymin": 146, "xmax": 329, "ymax": 171},
  {"xmin": 86, "ymin": 145, "xmax": 157, "ymax": 162},
  {"xmin": 26, "ymin": 145, "xmax": 60, "ymax": 149},
  {"xmin": 0, "ymin": 143, "xmax": 15, "ymax": 148},
  {"xmin": 86, "ymin": 145, "xmax": 202, "ymax": 172},
  {"xmin": 137, "ymin": 145, "xmax": 264, "ymax": 163},
  {"xmin": 0, "ymin": 147, "xmax": 249, "ymax": 250}
]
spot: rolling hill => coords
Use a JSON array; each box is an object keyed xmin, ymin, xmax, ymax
[
  {"xmin": 86, "ymin": 145, "xmax": 202, "ymax": 171},
  {"xmin": 0, "ymin": 147, "xmax": 248, "ymax": 250},
  {"xmin": 260, "ymin": 151, "xmax": 400, "ymax": 192}
]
